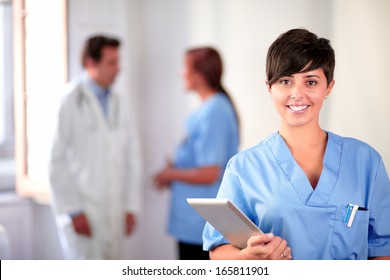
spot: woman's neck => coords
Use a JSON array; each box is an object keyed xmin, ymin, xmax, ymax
[
  {"xmin": 279, "ymin": 124, "xmax": 328, "ymax": 189},
  {"xmin": 197, "ymin": 86, "xmax": 217, "ymax": 101},
  {"xmin": 279, "ymin": 124, "xmax": 327, "ymax": 152}
]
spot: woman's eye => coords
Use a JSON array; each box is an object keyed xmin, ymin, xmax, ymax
[
  {"xmin": 307, "ymin": 80, "xmax": 317, "ymax": 86},
  {"xmin": 280, "ymin": 79, "xmax": 290, "ymax": 85}
]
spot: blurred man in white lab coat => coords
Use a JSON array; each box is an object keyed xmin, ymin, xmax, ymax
[{"xmin": 49, "ymin": 35, "xmax": 142, "ymax": 259}]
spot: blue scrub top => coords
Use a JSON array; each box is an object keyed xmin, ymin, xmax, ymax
[
  {"xmin": 168, "ymin": 93, "xmax": 239, "ymax": 245},
  {"xmin": 203, "ymin": 131, "xmax": 390, "ymax": 259}
]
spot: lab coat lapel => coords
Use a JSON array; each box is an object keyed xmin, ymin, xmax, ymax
[
  {"xmin": 80, "ymin": 83, "xmax": 110, "ymax": 133},
  {"xmin": 107, "ymin": 93, "xmax": 119, "ymax": 129}
]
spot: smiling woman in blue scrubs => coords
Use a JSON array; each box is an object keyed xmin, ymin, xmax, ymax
[
  {"xmin": 203, "ymin": 28, "xmax": 390, "ymax": 260},
  {"xmin": 154, "ymin": 47, "xmax": 239, "ymax": 260}
]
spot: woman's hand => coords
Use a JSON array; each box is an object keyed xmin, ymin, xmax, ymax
[
  {"xmin": 210, "ymin": 233, "xmax": 292, "ymax": 260},
  {"xmin": 154, "ymin": 165, "xmax": 174, "ymax": 190},
  {"xmin": 240, "ymin": 233, "xmax": 292, "ymax": 260}
]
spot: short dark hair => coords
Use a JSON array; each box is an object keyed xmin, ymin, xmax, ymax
[
  {"xmin": 81, "ymin": 35, "xmax": 120, "ymax": 67},
  {"xmin": 266, "ymin": 28, "xmax": 335, "ymax": 86}
]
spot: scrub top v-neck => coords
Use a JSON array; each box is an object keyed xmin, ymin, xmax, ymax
[
  {"xmin": 203, "ymin": 131, "xmax": 390, "ymax": 259},
  {"xmin": 268, "ymin": 131, "xmax": 341, "ymax": 206}
]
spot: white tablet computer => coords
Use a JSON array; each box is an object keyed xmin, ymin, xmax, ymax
[{"xmin": 187, "ymin": 198, "xmax": 263, "ymax": 249}]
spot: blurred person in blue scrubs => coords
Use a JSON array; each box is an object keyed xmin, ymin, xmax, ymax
[
  {"xmin": 49, "ymin": 35, "xmax": 142, "ymax": 259},
  {"xmin": 203, "ymin": 28, "xmax": 390, "ymax": 260},
  {"xmin": 154, "ymin": 47, "xmax": 239, "ymax": 260}
]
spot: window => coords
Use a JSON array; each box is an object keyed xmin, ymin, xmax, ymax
[
  {"xmin": 14, "ymin": 0, "xmax": 67, "ymax": 201},
  {"xmin": 0, "ymin": 0, "xmax": 15, "ymax": 192}
]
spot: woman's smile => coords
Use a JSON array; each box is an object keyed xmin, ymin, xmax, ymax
[{"xmin": 286, "ymin": 104, "xmax": 310, "ymax": 113}]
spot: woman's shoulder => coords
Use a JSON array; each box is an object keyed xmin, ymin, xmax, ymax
[
  {"xmin": 199, "ymin": 93, "xmax": 235, "ymax": 118},
  {"xmin": 228, "ymin": 133, "xmax": 278, "ymax": 165},
  {"xmin": 205, "ymin": 92, "xmax": 232, "ymax": 108},
  {"xmin": 327, "ymin": 131, "xmax": 382, "ymax": 159}
]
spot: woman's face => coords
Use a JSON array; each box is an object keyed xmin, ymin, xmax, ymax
[
  {"xmin": 267, "ymin": 68, "xmax": 334, "ymax": 129},
  {"xmin": 182, "ymin": 55, "xmax": 201, "ymax": 91}
]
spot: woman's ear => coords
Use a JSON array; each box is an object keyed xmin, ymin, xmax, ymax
[
  {"xmin": 326, "ymin": 80, "xmax": 335, "ymax": 96},
  {"xmin": 265, "ymin": 81, "xmax": 272, "ymax": 95}
]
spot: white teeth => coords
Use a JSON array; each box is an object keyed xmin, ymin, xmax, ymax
[{"xmin": 289, "ymin": 105, "xmax": 308, "ymax": 111}]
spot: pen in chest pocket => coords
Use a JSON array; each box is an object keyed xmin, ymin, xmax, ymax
[{"xmin": 344, "ymin": 204, "xmax": 368, "ymax": 228}]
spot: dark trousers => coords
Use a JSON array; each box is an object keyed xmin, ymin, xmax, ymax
[{"xmin": 178, "ymin": 241, "xmax": 210, "ymax": 260}]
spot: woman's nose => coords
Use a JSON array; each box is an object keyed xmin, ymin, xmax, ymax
[{"xmin": 290, "ymin": 85, "xmax": 304, "ymax": 100}]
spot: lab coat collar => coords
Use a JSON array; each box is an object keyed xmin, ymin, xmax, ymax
[{"xmin": 83, "ymin": 72, "xmax": 112, "ymax": 98}]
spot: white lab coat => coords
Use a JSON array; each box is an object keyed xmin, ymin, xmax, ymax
[
  {"xmin": 49, "ymin": 75, "xmax": 142, "ymax": 259},
  {"xmin": 0, "ymin": 224, "xmax": 10, "ymax": 259}
]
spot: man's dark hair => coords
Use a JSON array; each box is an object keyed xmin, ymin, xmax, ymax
[{"xmin": 81, "ymin": 35, "xmax": 120, "ymax": 67}]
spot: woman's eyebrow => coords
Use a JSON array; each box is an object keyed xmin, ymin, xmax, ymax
[{"xmin": 304, "ymin": 74, "xmax": 321, "ymax": 79}]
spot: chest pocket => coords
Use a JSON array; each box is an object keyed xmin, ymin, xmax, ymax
[{"xmin": 330, "ymin": 205, "xmax": 369, "ymax": 259}]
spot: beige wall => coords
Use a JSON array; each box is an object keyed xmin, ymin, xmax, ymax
[{"xmin": 328, "ymin": 0, "xmax": 390, "ymax": 167}]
